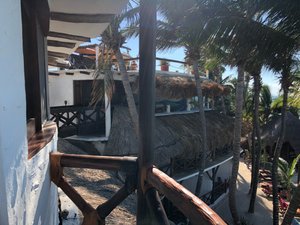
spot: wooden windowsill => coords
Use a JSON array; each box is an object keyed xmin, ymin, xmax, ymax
[{"xmin": 28, "ymin": 121, "xmax": 57, "ymax": 159}]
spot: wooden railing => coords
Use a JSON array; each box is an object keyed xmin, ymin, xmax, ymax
[
  {"xmin": 50, "ymin": 153, "xmax": 227, "ymax": 225},
  {"xmin": 50, "ymin": 105, "xmax": 105, "ymax": 137}
]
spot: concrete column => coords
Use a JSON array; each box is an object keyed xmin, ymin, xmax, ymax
[
  {"xmin": 105, "ymin": 93, "xmax": 111, "ymax": 138},
  {"xmin": 166, "ymin": 105, "xmax": 171, "ymax": 113}
]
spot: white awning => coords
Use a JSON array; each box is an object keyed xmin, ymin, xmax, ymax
[{"xmin": 47, "ymin": 0, "xmax": 128, "ymax": 67}]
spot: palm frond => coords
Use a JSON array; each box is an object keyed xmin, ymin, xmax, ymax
[
  {"xmin": 90, "ymin": 47, "xmax": 115, "ymax": 108},
  {"xmin": 288, "ymin": 154, "xmax": 300, "ymax": 180}
]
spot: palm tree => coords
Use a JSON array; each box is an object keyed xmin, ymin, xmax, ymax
[
  {"xmin": 282, "ymin": 184, "xmax": 300, "ymax": 225},
  {"xmin": 230, "ymin": 62, "xmax": 246, "ymax": 225},
  {"xmin": 263, "ymin": 3, "xmax": 300, "ymax": 220},
  {"xmin": 248, "ymin": 67, "xmax": 263, "ymax": 213},
  {"xmin": 196, "ymin": 1, "xmax": 263, "ymax": 222},
  {"xmin": 204, "ymin": 56, "xmax": 227, "ymax": 113},
  {"xmin": 157, "ymin": 0, "xmax": 209, "ymax": 196},
  {"xmin": 99, "ymin": 3, "xmax": 140, "ymax": 137},
  {"xmin": 193, "ymin": 0, "xmax": 297, "ymax": 222},
  {"xmin": 270, "ymin": 60, "xmax": 293, "ymax": 225}
]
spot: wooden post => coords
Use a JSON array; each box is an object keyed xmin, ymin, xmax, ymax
[
  {"xmin": 137, "ymin": 1, "xmax": 157, "ymax": 224},
  {"xmin": 145, "ymin": 188, "xmax": 170, "ymax": 225},
  {"xmin": 96, "ymin": 175, "xmax": 136, "ymax": 219}
]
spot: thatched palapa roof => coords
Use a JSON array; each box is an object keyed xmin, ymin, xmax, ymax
[
  {"xmin": 105, "ymin": 106, "xmax": 234, "ymax": 167},
  {"xmin": 261, "ymin": 112, "xmax": 300, "ymax": 152},
  {"xmin": 132, "ymin": 75, "xmax": 230, "ymax": 100}
]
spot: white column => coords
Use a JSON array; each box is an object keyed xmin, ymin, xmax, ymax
[
  {"xmin": 105, "ymin": 93, "xmax": 111, "ymax": 138},
  {"xmin": 95, "ymin": 45, "xmax": 99, "ymax": 68},
  {"xmin": 166, "ymin": 105, "xmax": 171, "ymax": 113},
  {"xmin": 203, "ymin": 96, "xmax": 206, "ymax": 109},
  {"xmin": 187, "ymin": 98, "xmax": 192, "ymax": 111}
]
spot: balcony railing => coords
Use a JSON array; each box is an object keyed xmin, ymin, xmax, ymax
[
  {"xmin": 50, "ymin": 153, "xmax": 227, "ymax": 225},
  {"xmin": 50, "ymin": 105, "xmax": 105, "ymax": 137}
]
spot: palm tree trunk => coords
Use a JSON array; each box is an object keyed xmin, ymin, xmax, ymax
[
  {"xmin": 272, "ymin": 73, "xmax": 289, "ymax": 225},
  {"xmin": 229, "ymin": 64, "xmax": 245, "ymax": 225},
  {"xmin": 193, "ymin": 60, "xmax": 208, "ymax": 197},
  {"xmin": 221, "ymin": 95, "xmax": 227, "ymax": 115},
  {"xmin": 282, "ymin": 184, "xmax": 300, "ymax": 225},
  {"xmin": 243, "ymin": 73, "xmax": 250, "ymax": 106},
  {"xmin": 115, "ymin": 49, "xmax": 139, "ymax": 137},
  {"xmin": 216, "ymin": 72, "xmax": 226, "ymax": 114},
  {"xmin": 249, "ymin": 129, "xmax": 256, "ymax": 195},
  {"xmin": 248, "ymin": 73, "xmax": 262, "ymax": 213}
]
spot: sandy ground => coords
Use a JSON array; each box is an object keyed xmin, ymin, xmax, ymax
[
  {"xmin": 58, "ymin": 138, "xmax": 136, "ymax": 225},
  {"xmin": 214, "ymin": 159, "xmax": 277, "ymax": 225}
]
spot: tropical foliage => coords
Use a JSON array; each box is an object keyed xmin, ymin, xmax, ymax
[
  {"xmin": 278, "ymin": 155, "xmax": 300, "ymax": 194},
  {"xmin": 93, "ymin": 2, "xmax": 140, "ymax": 136}
]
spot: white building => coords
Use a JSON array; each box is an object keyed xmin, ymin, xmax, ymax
[{"xmin": 0, "ymin": 0, "xmax": 127, "ymax": 224}]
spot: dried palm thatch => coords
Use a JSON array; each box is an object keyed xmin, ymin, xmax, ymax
[
  {"xmin": 105, "ymin": 106, "xmax": 234, "ymax": 167},
  {"xmin": 261, "ymin": 112, "xmax": 300, "ymax": 153},
  {"xmin": 132, "ymin": 75, "xmax": 229, "ymax": 100}
]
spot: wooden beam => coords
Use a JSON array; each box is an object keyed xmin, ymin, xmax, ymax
[
  {"xmin": 57, "ymin": 153, "xmax": 137, "ymax": 174},
  {"xmin": 147, "ymin": 167, "xmax": 227, "ymax": 225},
  {"xmin": 48, "ymin": 56, "xmax": 60, "ymax": 64},
  {"xmin": 49, "ymin": 72, "xmax": 59, "ymax": 76},
  {"xmin": 48, "ymin": 51, "xmax": 69, "ymax": 59},
  {"xmin": 48, "ymin": 31, "xmax": 91, "ymax": 42},
  {"xmin": 48, "ymin": 61, "xmax": 69, "ymax": 69},
  {"xmin": 96, "ymin": 176, "xmax": 136, "ymax": 219},
  {"xmin": 47, "ymin": 40, "xmax": 76, "ymax": 48},
  {"xmin": 58, "ymin": 177, "xmax": 94, "ymax": 214},
  {"xmin": 80, "ymin": 70, "xmax": 91, "ymax": 75},
  {"xmin": 51, "ymin": 12, "xmax": 114, "ymax": 23},
  {"xmin": 48, "ymin": 56, "xmax": 70, "ymax": 69}
]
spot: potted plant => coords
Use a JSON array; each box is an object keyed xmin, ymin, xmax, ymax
[{"xmin": 160, "ymin": 59, "xmax": 169, "ymax": 71}]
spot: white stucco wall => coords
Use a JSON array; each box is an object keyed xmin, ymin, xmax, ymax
[
  {"xmin": 0, "ymin": 1, "xmax": 58, "ymax": 224},
  {"xmin": 49, "ymin": 71, "xmax": 95, "ymax": 107},
  {"xmin": 26, "ymin": 133, "xmax": 58, "ymax": 225}
]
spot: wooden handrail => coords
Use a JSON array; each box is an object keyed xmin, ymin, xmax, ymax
[
  {"xmin": 52, "ymin": 153, "xmax": 137, "ymax": 174},
  {"xmin": 50, "ymin": 153, "xmax": 227, "ymax": 225},
  {"xmin": 147, "ymin": 167, "xmax": 227, "ymax": 225}
]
